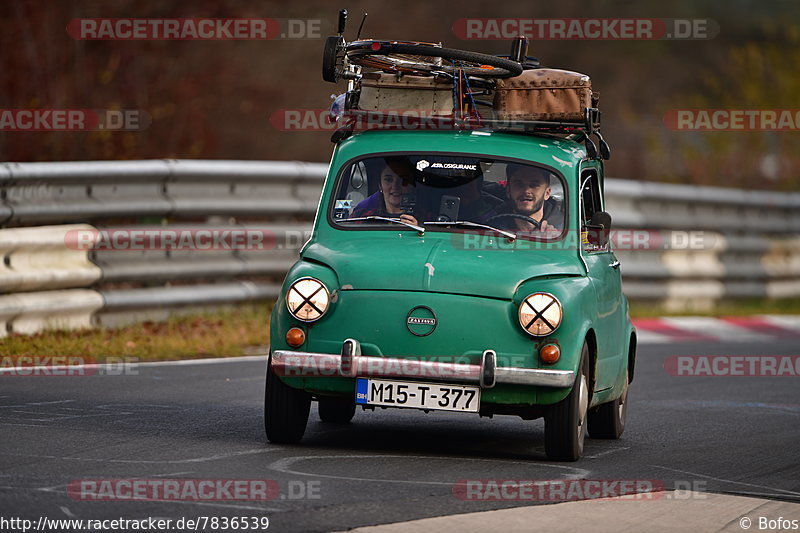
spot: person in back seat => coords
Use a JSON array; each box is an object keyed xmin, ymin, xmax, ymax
[{"xmin": 352, "ymin": 158, "xmax": 421, "ymax": 225}]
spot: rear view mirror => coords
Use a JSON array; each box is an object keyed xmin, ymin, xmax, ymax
[{"xmin": 586, "ymin": 211, "xmax": 612, "ymax": 248}]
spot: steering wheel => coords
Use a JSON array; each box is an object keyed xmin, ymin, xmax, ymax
[{"xmin": 486, "ymin": 213, "xmax": 542, "ymax": 230}]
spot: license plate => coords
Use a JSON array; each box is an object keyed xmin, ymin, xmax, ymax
[{"xmin": 356, "ymin": 378, "xmax": 480, "ymax": 412}]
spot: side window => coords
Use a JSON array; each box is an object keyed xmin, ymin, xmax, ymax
[
  {"xmin": 333, "ymin": 162, "xmax": 368, "ymax": 220},
  {"xmin": 580, "ymin": 170, "xmax": 602, "ymax": 226},
  {"xmin": 580, "ymin": 169, "xmax": 605, "ymax": 252}
]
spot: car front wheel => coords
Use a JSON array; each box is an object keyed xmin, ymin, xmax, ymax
[
  {"xmin": 264, "ymin": 356, "xmax": 311, "ymax": 443},
  {"xmin": 544, "ymin": 342, "xmax": 590, "ymax": 461}
]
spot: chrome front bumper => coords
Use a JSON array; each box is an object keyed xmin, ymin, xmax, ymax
[{"xmin": 271, "ymin": 339, "xmax": 575, "ymax": 389}]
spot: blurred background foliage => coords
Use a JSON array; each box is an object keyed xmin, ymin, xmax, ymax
[{"xmin": 1, "ymin": 0, "xmax": 798, "ymax": 190}]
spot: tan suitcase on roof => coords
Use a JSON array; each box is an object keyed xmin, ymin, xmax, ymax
[
  {"xmin": 357, "ymin": 72, "xmax": 454, "ymax": 115},
  {"xmin": 492, "ymin": 68, "xmax": 595, "ymax": 122}
]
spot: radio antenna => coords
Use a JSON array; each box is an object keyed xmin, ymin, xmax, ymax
[{"xmin": 356, "ymin": 13, "xmax": 368, "ymax": 40}]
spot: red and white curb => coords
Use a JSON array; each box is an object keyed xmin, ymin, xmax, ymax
[{"xmin": 632, "ymin": 315, "xmax": 800, "ymax": 344}]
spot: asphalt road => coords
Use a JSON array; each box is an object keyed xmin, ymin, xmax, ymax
[{"xmin": 1, "ymin": 340, "xmax": 798, "ymax": 532}]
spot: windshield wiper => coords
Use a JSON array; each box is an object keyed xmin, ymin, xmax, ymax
[
  {"xmin": 340, "ymin": 216, "xmax": 425, "ymax": 235},
  {"xmin": 424, "ymin": 220, "xmax": 516, "ymax": 241}
]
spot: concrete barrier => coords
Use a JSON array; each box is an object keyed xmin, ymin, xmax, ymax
[{"xmin": 0, "ymin": 224, "xmax": 102, "ymax": 293}]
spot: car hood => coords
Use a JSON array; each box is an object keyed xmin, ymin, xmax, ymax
[{"xmin": 302, "ymin": 234, "xmax": 584, "ymax": 300}]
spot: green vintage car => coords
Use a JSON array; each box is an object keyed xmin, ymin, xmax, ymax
[{"xmin": 264, "ymin": 128, "xmax": 636, "ymax": 461}]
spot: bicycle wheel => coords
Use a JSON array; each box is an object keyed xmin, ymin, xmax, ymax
[
  {"xmin": 346, "ymin": 40, "xmax": 523, "ymax": 78},
  {"xmin": 322, "ymin": 35, "xmax": 346, "ymax": 83}
]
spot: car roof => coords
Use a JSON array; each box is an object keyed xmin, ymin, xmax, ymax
[{"xmin": 334, "ymin": 129, "xmax": 588, "ymax": 178}]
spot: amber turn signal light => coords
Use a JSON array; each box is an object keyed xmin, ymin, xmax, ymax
[
  {"xmin": 539, "ymin": 344, "xmax": 560, "ymax": 364},
  {"xmin": 286, "ymin": 327, "xmax": 306, "ymax": 348}
]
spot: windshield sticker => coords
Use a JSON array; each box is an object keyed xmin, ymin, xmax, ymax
[
  {"xmin": 335, "ymin": 200, "xmax": 353, "ymax": 209},
  {"xmin": 417, "ymin": 159, "xmax": 477, "ymax": 171},
  {"xmin": 431, "ymin": 162, "xmax": 477, "ymax": 170}
]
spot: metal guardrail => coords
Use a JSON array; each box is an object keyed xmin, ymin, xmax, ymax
[
  {"xmin": 0, "ymin": 224, "xmax": 101, "ymax": 292},
  {"xmin": 1, "ymin": 159, "xmax": 799, "ymax": 335},
  {"xmin": 0, "ymin": 159, "xmax": 326, "ymax": 224},
  {"xmin": 604, "ymin": 181, "xmax": 800, "ymax": 307}
]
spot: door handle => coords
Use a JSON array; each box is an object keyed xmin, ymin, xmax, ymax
[{"xmin": 609, "ymin": 260, "xmax": 620, "ymax": 269}]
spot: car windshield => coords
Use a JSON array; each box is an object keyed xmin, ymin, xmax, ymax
[{"xmin": 330, "ymin": 154, "xmax": 567, "ymax": 241}]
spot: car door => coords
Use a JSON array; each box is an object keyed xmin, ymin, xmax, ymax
[{"xmin": 579, "ymin": 165, "xmax": 625, "ymax": 391}]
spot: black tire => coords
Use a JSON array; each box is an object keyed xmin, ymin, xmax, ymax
[
  {"xmin": 318, "ymin": 396, "xmax": 356, "ymax": 424},
  {"xmin": 544, "ymin": 342, "xmax": 590, "ymax": 461},
  {"xmin": 322, "ymin": 35, "xmax": 345, "ymax": 83},
  {"xmin": 346, "ymin": 41, "xmax": 523, "ymax": 78},
  {"xmin": 264, "ymin": 357, "xmax": 311, "ymax": 444},
  {"xmin": 588, "ymin": 372, "xmax": 628, "ymax": 439}
]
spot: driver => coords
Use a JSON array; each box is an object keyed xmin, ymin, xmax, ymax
[{"xmin": 495, "ymin": 164, "xmax": 562, "ymax": 234}]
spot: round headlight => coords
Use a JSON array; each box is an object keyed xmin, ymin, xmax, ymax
[
  {"xmin": 518, "ymin": 292, "xmax": 562, "ymax": 337},
  {"xmin": 286, "ymin": 278, "xmax": 330, "ymax": 322}
]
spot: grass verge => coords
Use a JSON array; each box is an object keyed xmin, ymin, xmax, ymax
[
  {"xmin": 629, "ymin": 298, "xmax": 800, "ymax": 318},
  {"xmin": 1, "ymin": 303, "xmax": 271, "ymax": 364}
]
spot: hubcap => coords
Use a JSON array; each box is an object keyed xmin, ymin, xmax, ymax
[
  {"xmin": 618, "ymin": 375, "xmax": 629, "ymax": 421},
  {"xmin": 577, "ymin": 373, "xmax": 589, "ymax": 439}
]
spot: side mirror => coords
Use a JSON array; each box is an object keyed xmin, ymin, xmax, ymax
[{"xmin": 586, "ymin": 211, "xmax": 611, "ymax": 248}]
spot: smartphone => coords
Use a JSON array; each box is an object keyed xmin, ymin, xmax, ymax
[
  {"xmin": 401, "ymin": 193, "xmax": 416, "ymax": 216},
  {"xmin": 437, "ymin": 195, "xmax": 460, "ymax": 222}
]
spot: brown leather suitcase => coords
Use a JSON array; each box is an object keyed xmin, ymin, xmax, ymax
[{"xmin": 492, "ymin": 68, "xmax": 594, "ymax": 121}]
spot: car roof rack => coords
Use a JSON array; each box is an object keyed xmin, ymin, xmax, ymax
[
  {"xmin": 330, "ymin": 108, "xmax": 609, "ymax": 159},
  {"xmin": 322, "ymin": 18, "xmax": 610, "ymax": 159}
]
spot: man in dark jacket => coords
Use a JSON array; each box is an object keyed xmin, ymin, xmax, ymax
[{"xmin": 491, "ymin": 163, "xmax": 564, "ymax": 235}]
